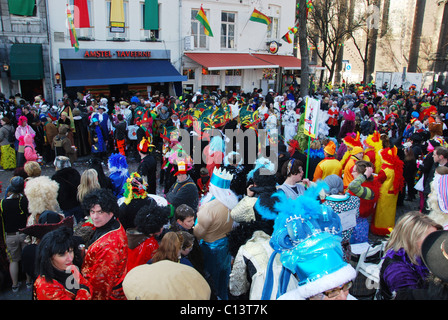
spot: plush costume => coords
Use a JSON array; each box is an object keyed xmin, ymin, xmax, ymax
[
  {"xmin": 313, "ymin": 140, "xmax": 342, "ymax": 181},
  {"xmin": 327, "ymin": 102, "xmax": 339, "ymax": 137},
  {"xmin": 342, "ymin": 146, "xmax": 364, "ymax": 190},
  {"xmin": 282, "ymin": 100, "xmax": 299, "ymax": 144},
  {"xmin": 371, "ymin": 146, "xmax": 405, "ymax": 235},
  {"xmin": 362, "ymin": 131, "xmax": 382, "ymax": 173},
  {"xmin": 194, "ymin": 167, "xmax": 238, "ymax": 300},
  {"xmin": 23, "ymin": 133, "xmax": 39, "ymax": 164},
  {"xmin": 108, "ymin": 153, "xmax": 130, "ymax": 198},
  {"xmin": 15, "ymin": 116, "xmax": 36, "ymax": 167}
]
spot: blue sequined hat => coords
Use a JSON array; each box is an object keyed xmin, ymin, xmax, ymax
[{"xmin": 269, "ymin": 184, "xmax": 356, "ymax": 299}]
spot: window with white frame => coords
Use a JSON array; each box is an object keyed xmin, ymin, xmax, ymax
[
  {"xmin": 106, "ymin": 0, "xmax": 129, "ymax": 40},
  {"xmin": 191, "ymin": 9, "xmax": 207, "ymax": 49},
  {"xmin": 267, "ymin": 17, "xmax": 279, "ymax": 40},
  {"xmin": 69, "ymin": 0, "xmax": 94, "ymax": 40},
  {"xmin": 221, "ymin": 11, "xmax": 235, "ymax": 49}
]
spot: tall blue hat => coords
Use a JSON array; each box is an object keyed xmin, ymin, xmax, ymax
[{"xmin": 265, "ymin": 183, "xmax": 356, "ymax": 300}]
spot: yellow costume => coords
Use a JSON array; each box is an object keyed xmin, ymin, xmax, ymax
[{"xmin": 371, "ymin": 146, "xmax": 404, "ymax": 235}]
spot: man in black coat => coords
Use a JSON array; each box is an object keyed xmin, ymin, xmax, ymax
[
  {"xmin": 51, "ymin": 156, "xmax": 82, "ymax": 222},
  {"xmin": 166, "ymin": 162, "xmax": 199, "ymax": 212},
  {"xmin": 137, "ymin": 137, "xmax": 157, "ymax": 195}
]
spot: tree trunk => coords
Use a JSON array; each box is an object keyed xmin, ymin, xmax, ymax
[
  {"xmin": 408, "ymin": 0, "xmax": 426, "ymax": 73},
  {"xmin": 298, "ymin": 0, "xmax": 310, "ymax": 97},
  {"xmin": 365, "ymin": 0, "xmax": 380, "ymax": 83}
]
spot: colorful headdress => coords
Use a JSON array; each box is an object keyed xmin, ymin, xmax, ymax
[
  {"xmin": 123, "ymin": 172, "xmax": 148, "ymax": 205},
  {"xmin": 137, "ymin": 137, "xmax": 155, "ymax": 154},
  {"xmin": 108, "ymin": 153, "xmax": 128, "ymax": 176}
]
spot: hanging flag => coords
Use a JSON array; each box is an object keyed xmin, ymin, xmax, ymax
[
  {"xmin": 196, "ymin": 5, "xmax": 213, "ymax": 37},
  {"xmin": 249, "ymin": 8, "xmax": 271, "ymax": 25},
  {"xmin": 8, "ymin": 0, "xmax": 35, "ymax": 16},
  {"xmin": 74, "ymin": 0, "xmax": 91, "ymax": 28},
  {"xmin": 281, "ymin": 26, "xmax": 298, "ymax": 44},
  {"xmin": 66, "ymin": 5, "xmax": 79, "ymax": 52},
  {"xmin": 110, "ymin": 0, "xmax": 125, "ymax": 33}
]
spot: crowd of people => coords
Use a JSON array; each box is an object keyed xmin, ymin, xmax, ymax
[{"xmin": 0, "ymin": 80, "xmax": 448, "ymax": 300}]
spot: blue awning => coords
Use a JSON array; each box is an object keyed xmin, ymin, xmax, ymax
[{"xmin": 61, "ymin": 59, "xmax": 187, "ymax": 87}]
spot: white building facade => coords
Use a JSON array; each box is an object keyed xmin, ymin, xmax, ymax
[{"xmin": 47, "ymin": 0, "xmax": 298, "ymax": 101}]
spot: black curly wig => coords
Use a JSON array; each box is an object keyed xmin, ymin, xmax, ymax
[
  {"xmin": 81, "ymin": 188, "xmax": 119, "ymax": 217},
  {"xmin": 134, "ymin": 201, "xmax": 170, "ymax": 235}
]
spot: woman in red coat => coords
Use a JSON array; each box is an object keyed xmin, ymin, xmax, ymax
[{"xmin": 34, "ymin": 227, "xmax": 92, "ymax": 300}]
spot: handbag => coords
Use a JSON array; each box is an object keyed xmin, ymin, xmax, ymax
[{"xmin": 414, "ymin": 175, "xmax": 424, "ymax": 192}]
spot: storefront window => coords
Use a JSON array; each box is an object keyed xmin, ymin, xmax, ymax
[{"xmin": 183, "ymin": 68, "xmax": 195, "ymax": 80}]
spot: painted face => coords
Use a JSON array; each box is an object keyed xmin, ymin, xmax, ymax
[{"xmin": 51, "ymin": 249, "xmax": 74, "ymax": 272}]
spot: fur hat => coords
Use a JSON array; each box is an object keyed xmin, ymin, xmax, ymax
[{"xmin": 123, "ymin": 261, "xmax": 211, "ymax": 300}]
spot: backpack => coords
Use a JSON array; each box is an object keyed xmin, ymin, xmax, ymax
[
  {"xmin": 7, "ymin": 127, "xmax": 15, "ymax": 143},
  {"xmin": 53, "ymin": 136, "xmax": 66, "ymax": 156}
]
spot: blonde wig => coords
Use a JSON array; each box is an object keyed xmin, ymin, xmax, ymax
[
  {"xmin": 24, "ymin": 175, "xmax": 60, "ymax": 218},
  {"xmin": 77, "ymin": 168, "xmax": 101, "ymax": 202}
]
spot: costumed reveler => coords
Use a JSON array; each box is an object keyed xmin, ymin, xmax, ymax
[
  {"xmin": 81, "ymin": 189, "xmax": 128, "ymax": 300},
  {"xmin": 371, "ymin": 146, "xmax": 405, "ymax": 236},
  {"xmin": 108, "ymin": 153, "xmax": 130, "ymax": 199},
  {"xmin": 228, "ymin": 158, "xmax": 284, "ymax": 299},
  {"xmin": 194, "ymin": 167, "xmax": 238, "ymax": 300},
  {"xmin": 281, "ymin": 100, "xmax": 299, "ymax": 144},
  {"xmin": 266, "ymin": 184, "xmax": 357, "ymax": 300}
]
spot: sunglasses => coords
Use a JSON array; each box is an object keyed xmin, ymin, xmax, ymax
[{"xmin": 322, "ymin": 281, "xmax": 353, "ymax": 299}]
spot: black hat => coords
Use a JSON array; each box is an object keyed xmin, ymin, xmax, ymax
[
  {"xmin": 9, "ymin": 176, "xmax": 24, "ymax": 194},
  {"xmin": 421, "ymin": 230, "xmax": 448, "ymax": 282}
]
